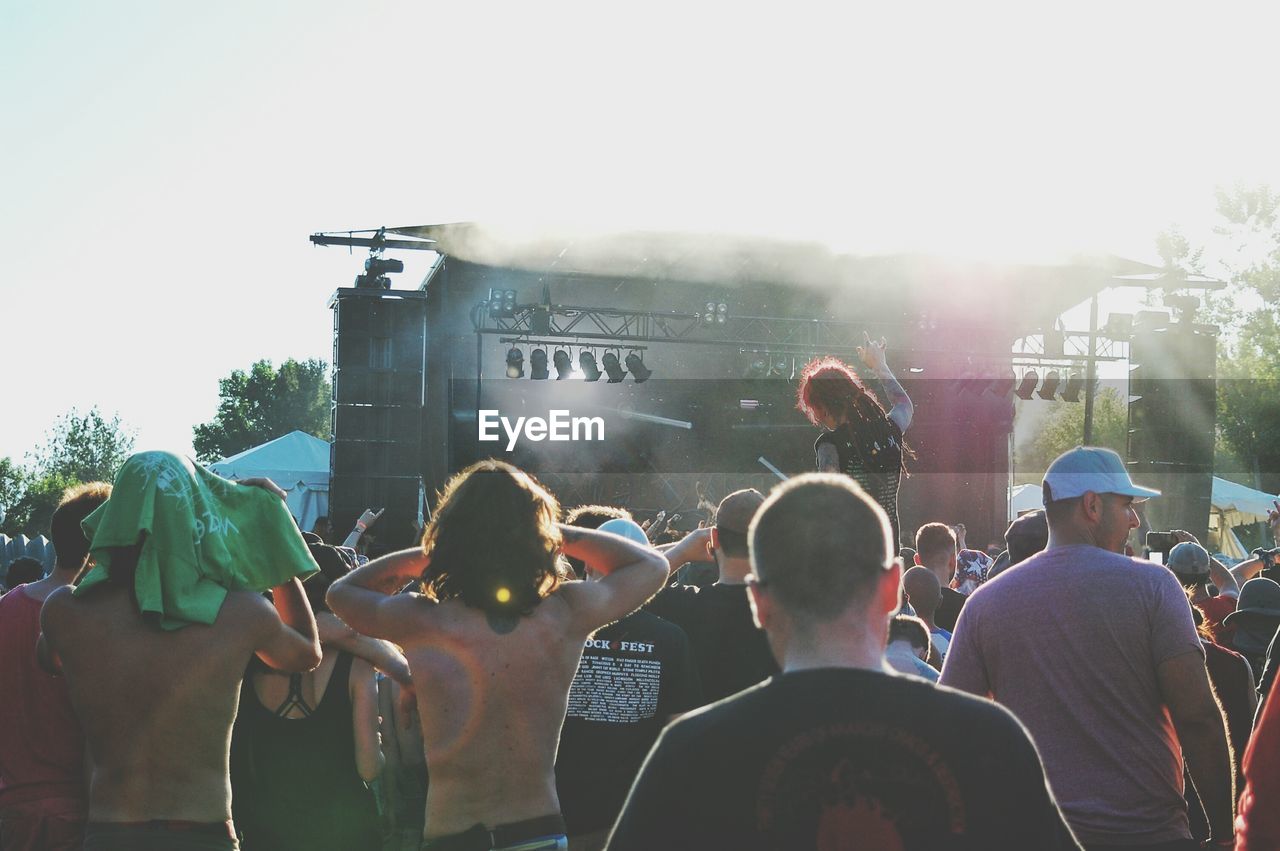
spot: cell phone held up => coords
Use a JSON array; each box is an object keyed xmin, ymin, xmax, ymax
[{"xmin": 1145, "ymin": 531, "xmax": 1177, "ymax": 555}]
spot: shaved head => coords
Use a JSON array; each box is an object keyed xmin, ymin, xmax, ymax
[{"xmin": 902, "ymin": 566, "xmax": 942, "ymax": 619}]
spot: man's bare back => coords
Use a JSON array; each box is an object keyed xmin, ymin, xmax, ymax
[
  {"xmin": 329, "ymin": 517, "xmax": 668, "ymax": 841},
  {"xmin": 394, "ymin": 592, "xmax": 598, "ymax": 835},
  {"xmin": 39, "ymin": 582, "xmax": 320, "ymax": 823}
]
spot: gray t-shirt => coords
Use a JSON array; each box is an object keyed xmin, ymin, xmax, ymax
[{"xmin": 940, "ymin": 544, "xmax": 1203, "ymax": 846}]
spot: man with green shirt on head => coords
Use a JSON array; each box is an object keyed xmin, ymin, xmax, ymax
[{"xmin": 38, "ymin": 451, "xmax": 323, "ymax": 851}]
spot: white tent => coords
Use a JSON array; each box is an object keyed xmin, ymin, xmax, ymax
[
  {"xmin": 1008, "ymin": 483, "xmax": 1042, "ymax": 520},
  {"xmin": 1213, "ymin": 476, "xmax": 1277, "ymax": 528},
  {"xmin": 1211, "ymin": 476, "xmax": 1277, "ymax": 559},
  {"xmin": 1009, "ymin": 477, "xmax": 1274, "ymax": 557},
  {"xmin": 208, "ymin": 431, "xmax": 330, "ymax": 532}
]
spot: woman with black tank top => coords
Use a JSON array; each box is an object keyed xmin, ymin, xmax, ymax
[
  {"xmin": 797, "ymin": 334, "xmax": 915, "ymax": 549},
  {"xmin": 230, "ymin": 547, "xmax": 383, "ymax": 851}
]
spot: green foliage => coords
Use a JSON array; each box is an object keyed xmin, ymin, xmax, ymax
[
  {"xmin": 1207, "ymin": 185, "xmax": 1280, "ymax": 492},
  {"xmin": 0, "ymin": 471, "xmax": 81, "ymax": 539},
  {"xmin": 29, "ymin": 407, "xmax": 135, "ymax": 483},
  {"xmin": 193, "ymin": 359, "xmax": 332, "ymax": 464},
  {"xmin": 1015, "ymin": 387, "xmax": 1128, "ymax": 483},
  {"xmin": 0, "ymin": 408, "xmax": 133, "ymax": 538},
  {"xmin": 0, "ymin": 458, "xmax": 25, "ymax": 524}
]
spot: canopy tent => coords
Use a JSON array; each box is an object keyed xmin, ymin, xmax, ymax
[
  {"xmin": 1213, "ymin": 476, "xmax": 1277, "ymax": 528},
  {"xmin": 1008, "ymin": 483, "xmax": 1043, "ymax": 520},
  {"xmin": 208, "ymin": 431, "xmax": 330, "ymax": 533},
  {"xmin": 1211, "ymin": 476, "xmax": 1276, "ymax": 559},
  {"xmin": 1010, "ymin": 476, "xmax": 1274, "ymax": 559}
]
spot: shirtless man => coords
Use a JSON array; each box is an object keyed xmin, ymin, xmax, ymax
[
  {"xmin": 327, "ymin": 459, "xmax": 668, "ymax": 850},
  {"xmin": 38, "ymin": 455, "xmax": 322, "ymax": 851}
]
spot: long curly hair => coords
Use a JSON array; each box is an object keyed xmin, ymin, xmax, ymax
[
  {"xmin": 796, "ymin": 356, "xmax": 913, "ymax": 470},
  {"xmin": 796, "ymin": 356, "xmax": 888, "ymax": 429},
  {"xmin": 419, "ymin": 460, "xmax": 565, "ymax": 616}
]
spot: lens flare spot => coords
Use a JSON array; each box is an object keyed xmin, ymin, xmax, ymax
[{"xmin": 495, "ymin": 587, "xmax": 512, "ymax": 604}]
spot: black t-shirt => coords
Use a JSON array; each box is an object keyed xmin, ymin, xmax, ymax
[
  {"xmin": 610, "ymin": 668, "xmax": 1081, "ymax": 851},
  {"xmin": 555, "ymin": 610, "xmax": 701, "ymax": 835},
  {"xmin": 645, "ymin": 582, "xmax": 780, "ymax": 705},
  {"xmin": 815, "ymin": 418, "xmax": 905, "ymax": 547},
  {"xmin": 936, "ymin": 586, "xmax": 968, "ymax": 633}
]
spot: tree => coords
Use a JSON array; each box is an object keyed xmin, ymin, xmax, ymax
[
  {"xmin": 0, "ymin": 471, "xmax": 80, "ymax": 539},
  {"xmin": 0, "ymin": 407, "xmax": 134, "ymax": 538},
  {"xmin": 1201, "ymin": 185, "xmax": 1280, "ymax": 492},
  {"xmin": 0, "ymin": 457, "xmax": 25, "ymax": 525},
  {"xmin": 193, "ymin": 359, "xmax": 332, "ymax": 463},
  {"xmin": 1015, "ymin": 387, "xmax": 1128, "ymax": 483},
  {"xmin": 28, "ymin": 407, "xmax": 136, "ymax": 483}
]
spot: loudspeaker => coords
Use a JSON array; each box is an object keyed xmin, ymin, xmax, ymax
[
  {"xmin": 330, "ymin": 290, "xmax": 429, "ymax": 550},
  {"xmin": 1127, "ymin": 326, "xmax": 1217, "ymax": 542}
]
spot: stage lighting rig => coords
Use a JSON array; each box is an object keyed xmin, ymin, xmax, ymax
[
  {"xmin": 1015, "ymin": 371, "xmax": 1039, "ymax": 401},
  {"xmin": 354, "ymin": 254, "xmax": 404, "ymax": 289},
  {"xmin": 530, "ymin": 348, "xmax": 550, "ymax": 380},
  {"xmin": 624, "ymin": 352, "xmax": 651, "ymax": 383},
  {"xmin": 602, "ymin": 352, "xmax": 626, "ymax": 383},
  {"xmin": 1060, "ymin": 372, "xmax": 1084, "ymax": 402},
  {"xmin": 505, "ymin": 347, "xmax": 524, "ymax": 379},
  {"xmin": 1037, "ymin": 370, "xmax": 1060, "ymax": 400},
  {"xmin": 579, "ymin": 351, "xmax": 602, "ymax": 382},
  {"xmin": 702, "ymin": 300, "xmax": 729, "ymax": 325},
  {"xmin": 488, "ymin": 289, "xmax": 518, "ymax": 319},
  {"xmin": 553, "ymin": 349, "xmax": 574, "ymax": 380}
]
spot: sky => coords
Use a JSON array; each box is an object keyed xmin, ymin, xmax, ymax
[{"xmin": 2, "ymin": 0, "xmax": 1279, "ymax": 464}]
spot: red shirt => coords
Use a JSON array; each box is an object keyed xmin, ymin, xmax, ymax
[
  {"xmin": 1198, "ymin": 594, "xmax": 1238, "ymax": 647},
  {"xmin": 0, "ymin": 587, "xmax": 86, "ymax": 808},
  {"xmin": 1239, "ymin": 683, "xmax": 1280, "ymax": 848}
]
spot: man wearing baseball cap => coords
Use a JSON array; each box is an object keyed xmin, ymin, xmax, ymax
[{"xmin": 942, "ymin": 446, "xmax": 1235, "ymax": 849}]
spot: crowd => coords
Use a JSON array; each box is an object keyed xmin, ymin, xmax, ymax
[{"xmin": 2, "ymin": 353, "xmax": 1280, "ymax": 849}]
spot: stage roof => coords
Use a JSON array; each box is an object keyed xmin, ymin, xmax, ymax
[{"xmin": 386, "ymin": 222, "xmax": 1175, "ymax": 326}]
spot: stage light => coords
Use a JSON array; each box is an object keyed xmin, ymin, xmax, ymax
[
  {"xmin": 487, "ymin": 288, "xmax": 517, "ymax": 318},
  {"xmin": 703, "ymin": 302, "xmax": 716, "ymax": 324},
  {"xmin": 355, "ymin": 255, "xmax": 403, "ymax": 289},
  {"xmin": 1015, "ymin": 371, "xmax": 1038, "ymax": 400},
  {"xmin": 505, "ymin": 347, "xmax": 524, "ymax": 379},
  {"xmin": 743, "ymin": 356, "xmax": 769, "ymax": 379},
  {"xmin": 1061, "ymin": 372, "xmax": 1084, "ymax": 402},
  {"xmin": 602, "ymin": 352, "xmax": 626, "ymax": 383},
  {"xmin": 553, "ymin": 349, "xmax": 573, "ymax": 380},
  {"xmin": 579, "ymin": 351, "xmax": 601, "ymax": 381},
  {"xmin": 625, "ymin": 352, "xmax": 651, "ymax": 383},
  {"xmin": 530, "ymin": 348, "xmax": 549, "ymax": 380},
  {"xmin": 768, "ymin": 358, "xmax": 790, "ymax": 378},
  {"xmin": 1037, "ymin": 370, "xmax": 1060, "ymax": 400},
  {"xmin": 717, "ymin": 302, "xmax": 728, "ymax": 324}
]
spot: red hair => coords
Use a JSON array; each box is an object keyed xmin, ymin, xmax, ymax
[{"xmin": 796, "ymin": 356, "xmax": 885, "ymax": 427}]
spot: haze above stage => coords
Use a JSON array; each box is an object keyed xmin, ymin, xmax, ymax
[{"xmin": 327, "ymin": 222, "xmax": 1164, "ymax": 549}]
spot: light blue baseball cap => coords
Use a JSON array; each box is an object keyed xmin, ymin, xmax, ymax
[
  {"xmin": 598, "ymin": 517, "xmax": 652, "ymax": 546},
  {"xmin": 1042, "ymin": 446, "xmax": 1161, "ymax": 503}
]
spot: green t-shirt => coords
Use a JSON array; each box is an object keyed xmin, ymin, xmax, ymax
[{"xmin": 76, "ymin": 451, "xmax": 318, "ymax": 630}]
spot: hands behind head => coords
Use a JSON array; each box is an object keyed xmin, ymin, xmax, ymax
[{"xmin": 240, "ymin": 477, "xmax": 287, "ymax": 501}]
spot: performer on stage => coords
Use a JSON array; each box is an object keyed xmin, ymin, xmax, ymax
[{"xmin": 797, "ymin": 334, "xmax": 914, "ymax": 548}]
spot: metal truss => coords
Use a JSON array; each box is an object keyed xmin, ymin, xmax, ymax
[{"xmin": 482, "ymin": 302, "xmax": 1131, "ymax": 365}]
